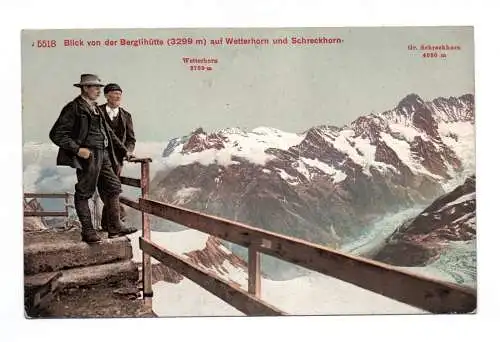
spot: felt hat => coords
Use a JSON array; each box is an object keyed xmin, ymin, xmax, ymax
[{"xmin": 73, "ymin": 74, "xmax": 105, "ymax": 88}]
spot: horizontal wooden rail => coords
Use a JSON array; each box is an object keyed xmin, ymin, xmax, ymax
[
  {"xmin": 140, "ymin": 238, "xmax": 284, "ymax": 316},
  {"xmin": 119, "ymin": 176, "xmax": 141, "ymax": 188},
  {"xmin": 24, "ymin": 211, "xmax": 68, "ymax": 217},
  {"xmin": 119, "ymin": 196, "xmax": 141, "ymax": 211},
  {"xmin": 24, "ymin": 193, "xmax": 69, "ymax": 199},
  {"xmin": 138, "ymin": 198, "xmax": 476, "ymax": 314}
]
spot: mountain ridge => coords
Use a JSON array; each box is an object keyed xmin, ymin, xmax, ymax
[{"xmin": 152, "ymin": 93, "xmax": 475, "ymax": 249}]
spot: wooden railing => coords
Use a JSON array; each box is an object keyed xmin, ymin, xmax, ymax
[
  {"xmin": 120, "ymin": 158, "xmax": 477, "ymax": 316},
  {"xmin": 24, "ymin": 192, "xmax": 72, "ymax": 217},
  {"xmin": 24, "ymin": 192, "xmax": 99, "ymax": 229}
]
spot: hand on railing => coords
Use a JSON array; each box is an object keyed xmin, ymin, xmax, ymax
[
  {"xmin": 125, "ymin": 152, "xmax": 135, "ymax": 161},
  {"xmin": 126, "ymin": 154, "xmax": 153, "ymax": 163}
]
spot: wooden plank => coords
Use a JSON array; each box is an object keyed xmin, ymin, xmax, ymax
[
  {"xmin": 120, "ymin": 176, "xmax": 141, "ymax": 188},
  {"xmin": 140, "ymin": 162, "xmax": 153, "ymax": 308},
  {"xmin": 248, "ymin": 245, "xmax": 261, "ymax": 297},
  {"xmin": 24, "ymin": 193, "xmax": 67, "ymax": 199},
  {"xmin": 140, "ymin": 238, "xmax": 284, "ymax": 316},
  {"xmin": 64, "ymin": 193, "xmax": 69, "ymax": 217},
  {"xmin": 119, "ymin": 196, "xmax": 141, "ymax": 211},
  {"xmin": 139, "ymin": 198, "xmax": 476, "ymax": 314},
  {"xmin": 24, "ymin": 211, "xmax": 67, "ymax": 217}
]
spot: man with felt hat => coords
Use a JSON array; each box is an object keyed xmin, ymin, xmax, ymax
[
  {"xmin": 49, "ymin": 74, "xmax": 137, "ymax": 243},
  {"xmin": 98, "ymin": 82, "xmax": 136, "ymax": 231}
]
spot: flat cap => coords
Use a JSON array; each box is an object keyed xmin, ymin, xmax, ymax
[{"xmin": 104, "ymin": 83, "xmax": 122, "ymax": 94}]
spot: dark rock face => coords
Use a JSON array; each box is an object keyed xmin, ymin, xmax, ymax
[
  {"xmin": 373, "ymin": 176, "xmax": 476, "ymax": 266},
  {"xmin": 182, "ymin": 128, "xmax": 228, "ymax": 153},
  {"xmin": 185, "ymin": 236, "xmax": 247, "ymax": 274},
  {"xmin": 373, "ymin": 241, "xmax": 441, "ymax": 266},
  {"xmin": 149, "ymin": 264, "xmax": 183, "ymax": 284},
  {"xmin": 146, "ymin": 236, "xmax": 249, "ymax": 285},
  {"xmin": 152, "ymin": 94, "xmax": 474, "ymax": 247}
]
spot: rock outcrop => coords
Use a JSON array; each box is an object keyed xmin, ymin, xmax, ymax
[{"xmin": 373, "ymin": 176, "xmax": 476, "ymax": 266}]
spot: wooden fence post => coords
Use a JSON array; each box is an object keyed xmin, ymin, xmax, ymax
[
  {"xmin": 141, "ymin": 161, "xmax": 153, "ymax": 308},
  {"xmin": 64, "ymin": 192, "xmax": 69, "ymax": 229},
  {"xmin": 248, "ymin": 245, "xmax": 261, "ymax": 297},
  {"xmin": 64, "ymin": 193, "xmax": 69, "ymax": 217}
]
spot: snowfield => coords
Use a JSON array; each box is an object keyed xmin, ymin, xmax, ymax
[
  {"xmin": 439, "ymin": 122, "xmax": 475, "ymax": 175},
  {"xmin": 152, "ymin": 271, "xmax": 426, "ymax": 316},
  {"xmin": 129, "ymin": 229, "xmax": 210, "ymax": 264}
]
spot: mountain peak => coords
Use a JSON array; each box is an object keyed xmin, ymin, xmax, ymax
[
  {"xmin": 183, "ymin": 130, "xmax": 227, "ymax": 154},
  {"xmin": 459, "ymin": 93, "xmax": 474, "ymax": 104},
  {"xmin": 397, "ymin": 94, "xmax": 425, "ymax": 110},
  {"xmin": 191, "ymin": 127, "xmax": 206, "ymax": 135}
]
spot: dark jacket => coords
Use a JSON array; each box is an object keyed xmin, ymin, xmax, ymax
[
  {"xmin": 98, "ymin": 104, "xmax": 136, "ymax": 164},
  {"xmin": 49, "ymin": 96, "xmax": 128, "ymax": 172}
]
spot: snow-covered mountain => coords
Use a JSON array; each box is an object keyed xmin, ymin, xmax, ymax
[
  {"xmin": 151, "ymin": 94, "xmax": 475, "ymax": 249},
  {"xmin": 373, "ymin": 175, "xmax": 476, "ymax": 268}
]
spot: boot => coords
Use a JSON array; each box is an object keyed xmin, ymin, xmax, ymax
[
  {"xmin": 106, "ymin": 195, "xmax": 137, "ymax": 238},
  {"xmin": 81, "ymin": 229, "xmax": 102, "ymax": 244},
  {"xmin": 100, "ymin": 203, "xmax": 109, "ymax": 232},
  {"xmin": 74, "ymin": 196, "xmax": 102, "ymax": 244},
  {"xmin": 101, "ymin": 202, "xmax": 126, "ymax": 231},
  {"xmin": 120, "ymin": 203, "xmax": 127, "ymax": 222}
]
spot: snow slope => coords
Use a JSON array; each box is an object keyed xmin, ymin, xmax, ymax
[
  {"xmin": 152, "ymin": 271, "xmax": 425, "ymax": 316},
  {"xmin": 129, "ymin": 229, "xmax": 210, "ymax": 264}
]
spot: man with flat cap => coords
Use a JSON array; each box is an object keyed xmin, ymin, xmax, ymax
[
  {"xmin": 99, "ymin": 83, "xmax": 136, "ymax": 231},
  {"xmin": 49, "ymin": 74, "xmax": 137, "ymax": 243}
]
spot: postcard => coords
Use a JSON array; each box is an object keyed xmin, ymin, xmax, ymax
[{"xmin": 21, "ymin": 26, "xmax": 476, "ymax": 318}]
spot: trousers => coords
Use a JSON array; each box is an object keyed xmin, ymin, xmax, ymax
[
  {"xmin": 101, "ymin": 163, "xmax": 127, "ymax": 229},
  {"xmin": 73, "ymin": 149, "xmax": 122, "ymax": 231}
]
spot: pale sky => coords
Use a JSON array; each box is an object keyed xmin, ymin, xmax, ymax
[{"xmin": 21, "ymin": 27, "xmax": 474, "ymax": 143}]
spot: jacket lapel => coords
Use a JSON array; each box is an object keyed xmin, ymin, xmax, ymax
[
  {"xmin": 118, "ymin": 107, "xmax": 127, "ymax": 140},
  {"xmin": 75, "ymin": 96, "xmax": 93, "ymax": 116}
]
